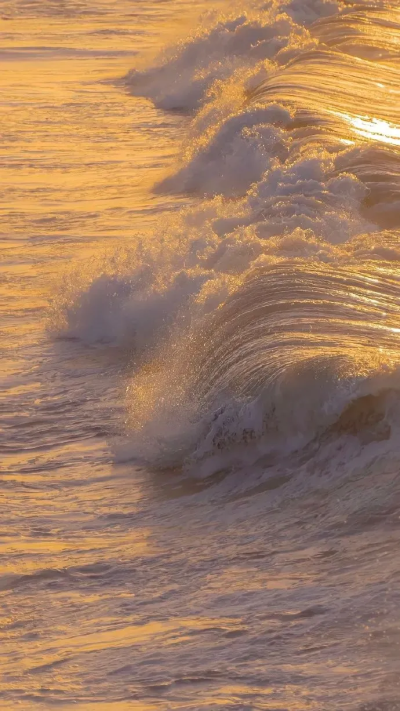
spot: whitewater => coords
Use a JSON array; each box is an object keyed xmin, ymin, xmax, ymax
[{"xmin": 1, "ymin": 0, "xmax": 400, "ymax": 708}]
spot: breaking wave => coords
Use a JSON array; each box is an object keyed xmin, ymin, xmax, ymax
[{"xmin": 53, "ymin": 0, "xmax": 400, "ymax": 475}]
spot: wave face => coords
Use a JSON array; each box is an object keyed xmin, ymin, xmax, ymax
[{"xmin": 59, "ymin": 0, "xmax": 400, "ymax": 475}]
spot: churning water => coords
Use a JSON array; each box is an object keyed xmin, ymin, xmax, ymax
[{"xmin": 1, "ymin": 0, "xmax": 400, "ymax": 708}]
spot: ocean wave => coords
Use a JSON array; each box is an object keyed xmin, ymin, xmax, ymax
[
  {"xmin": 125, "ymin": 9, "xmax": 312, "ymax": 112},
  {"xmin": 119, "ymin": 260, "xmax": 400, "ymax": 473},
  {"xmin": 53, "ymin": 0, "xmax": 400, "ymax": 475}
]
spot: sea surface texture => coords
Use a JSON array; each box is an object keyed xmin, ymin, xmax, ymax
[{"xmin": 1, "ymin": 0, "xmax": 400, "ymax": 709}]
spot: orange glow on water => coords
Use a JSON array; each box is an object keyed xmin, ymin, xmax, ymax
[
  {"xmin": 341, "ymin": 114, "xmax": 400, "ymax": 147},
  {"xmin": 1, "ymin": 2, "xmax": 400, "ymax": 709}
]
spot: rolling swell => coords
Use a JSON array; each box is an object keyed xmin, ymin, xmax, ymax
[{"xmin": 57, "ymin": 0, "xmax": 400, "ymax": 473}]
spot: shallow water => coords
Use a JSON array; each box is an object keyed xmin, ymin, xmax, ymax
[{"xmin": 1, "ymin": 0, "xmax": 400, "ymax": 709}]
